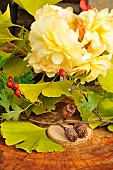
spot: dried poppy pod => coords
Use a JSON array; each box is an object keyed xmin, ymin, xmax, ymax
[
  {"xmin": 73, "ymin": 122, "xmax": 87, "ymax": 138},
  {"xmin": 61, "ymin": 104, "xmax": 77, "ymax": 120},
  {"xmin": 65, "ymin": 127, "xmax": 78, "ymax": 142},
  {"xmin": 57, "ymin": 122, "xmax": 78, "ymax": 142}
]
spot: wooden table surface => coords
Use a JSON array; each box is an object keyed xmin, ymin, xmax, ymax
[{"xmin": 0, "ymin": 127, "xmax": 113, "ymax": 170}]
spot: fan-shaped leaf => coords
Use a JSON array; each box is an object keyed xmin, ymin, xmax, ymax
[
  {"xmin": 19, "ymin": 82, "xmax": 50, "ymax": 103},
  {"xmin": 14, "ymin": 0, "xmax": 62, "ymax": 16},
  {"xmin": 0, "ymin": 5, "xmax": 13, "ymax": 28},
  {"xmin": 0, "ymin": 50, "xmax": 11, "ymax": 68},
  {"xmin": 98, "ymin": 69, "xmax": 113, "ymax": 93},
  {"xmin": 1, "ymin": 121, "xmax": 64, "ymax": 153},
  {"xmin": 0, "ymin": 28, "xmax": 20, "ymax": 43},
  {"xmin": 3, "ymin": 57, "xmax": 31, "ymax": 77},
  {"xmin": 40, "ymin": 95, "xmax": 65, "ymax": 111},
  {"xmin": 42, "ymin": 81, "xmax": 72, "ymax": 97},
  {"xmin": 32, "ymin": 105, "xmax": 47, "ymax": 115},
  {"xmin": 108, "ymin": 124, "xmax": 113, "ymax": 132},
  {"xmin": 19, "ymin": 81, "xmax": 72, "ymax": 103}
]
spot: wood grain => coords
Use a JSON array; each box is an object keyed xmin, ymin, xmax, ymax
[{"xmin": 0, "ymin": 127, "xmax": 113, "ymax": 170}]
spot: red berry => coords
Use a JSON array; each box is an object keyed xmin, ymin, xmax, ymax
[
  {"xmin": 8, "ymin": 76, "xmax": 13, "ymax": 82},
  {"xmin": 6, "ymin": 81, "xmax": 13, "ymax": 88},
  {"xmin": 59, "ymin": 69, "xmax": 66, "ymax": 77},
  {"xmin": 87, "ymin": 5, "xmax": 92, "ymax": 10},
  {"xmin": 80, "ymin": 0, "xmax": 87, "ymax": 11},
  {"xmin": 14, "ymin": 89, "xmax": 21, "ymax": 98},
  {"xmin": 80, "ymin": 0, "xmax": 92, "ymax": 11},
  {"xmin": 13, "ymin": 82, "xmax": 19, "ymax": 89}
]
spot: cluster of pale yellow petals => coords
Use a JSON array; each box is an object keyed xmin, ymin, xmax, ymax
[
  {"xmin": 35, "ymin": 4, "xmax": 77, "ymax": 27},
  {"xmin": 76, "ymin": 8, "xmax": 113, "ymax": 82},
  {"xmin": 79, "ymin": 8, "xmax": 113, "ymax": 53},
  {"xmin": 25, "ymin": 4, "xmax": 113, "ymax": 83}
]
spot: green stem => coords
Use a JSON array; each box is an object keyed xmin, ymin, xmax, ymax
[
  {"xmin": 23, "ymin": 104, "xmax": 33, "ymax": 112},
  {"xmin": 1, "ymin": 76, "xmax": 6, "ymax": 83},
  {"xmin": 52, "ymin": 74, "xmax": 59, "ymax": 81},
  {"xmin": 14, "ymin": 24, "xmax": 29, "ymax": 33},
  {"xmin": 8, "ymin": 41, "xmax": 27, "ymax": 55},
  {"xmin": 93, "ymin": 101, "xmax": 102, "ymax": 121}
]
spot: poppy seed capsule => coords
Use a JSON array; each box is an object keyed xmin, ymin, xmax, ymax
[
  {"xmin": 65, "ymin": 127, "xmax": 78, "ymax": 142},
  {"xmin": 73, "ymin": 122, "xmax": 87, "ymax": 138},
  {"xmin": 57, "ymin": 122, "xmax": 78, "ymax": 142},
  {"xmin": 61, "ymin": 104, "xmax": 76, "ymax": 120}
]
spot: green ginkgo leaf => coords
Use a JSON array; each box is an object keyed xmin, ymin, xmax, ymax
[
  {"xmin": 0, "ymin": 56, "xmax": 6, "ymax": 68},
  {"xmin": 0, "ymin": 5, "xmax": 13, "ymax": 28},
  {"xmin": 19, "ymin": 82, "xmax": 50, "ymax": 103},
  {"xmin": 19, "ymin": 81, "xmax": 72, "ymax": 103},
  {"xmin": 0, "ymin": 5, "xmax": 20, "ymax": 42},
  {"xmin": 3, "ymin": 57, "xmax": 31, "ymax": 77},
  {"xmin": 1, "ymin": 121, "xmax": 64, "ymax": 153},
  {"xmin": 32, "ymin": 104, "xmax": 47, "ymax": 115},
  {"xmin": 0, "ymin": 28, "xmax": 20, "ymax": 42},
  {"xmin": 98, "ymin": 69, "xmax": 113, "ymax": 93},
  {"xmin": 42, "ymin": 81, "xmax": 72, "ymax": 97},
  {"xmin": 40, "ymin": 94, "xmax": 65, "ymax": 111},
  {"xmin": 14, "ymin": 0, "xmax": 62, "ymax": 16},
  {"xmin": 108, "ymin": 124, "xmax": 113, "ymax": 132},
  {"xmin": 0, "ymin": 50, "xmax": 11, "ymax": 68}
]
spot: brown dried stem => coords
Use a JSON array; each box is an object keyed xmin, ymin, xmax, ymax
[{"xmin": 19, "ymin": 116, "xmax": 113, "ymax": 125}]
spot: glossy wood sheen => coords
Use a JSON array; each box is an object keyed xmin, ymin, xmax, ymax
[{"xmin": 0, "ymin": 127, "xmax": 113, "ymax": 170}]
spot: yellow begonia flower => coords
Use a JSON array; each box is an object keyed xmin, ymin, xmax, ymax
[
  {"xmin": 73, "ymin": 53, "xmax": 112, "ymax": 82},
  {"xmin": 25, "ymin": 5, "xmax": 113, "ymax": 83},
  {"xmin": 26, "ymin": 14, "xmax": 84, "ymax": 77},
  {"xmin": 79, "ymin": 8, "xmax": 113, "ymax": 54},
  {"xmin": 35, "ymin": 4, "xmax": 78, "ymax": 30}
]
